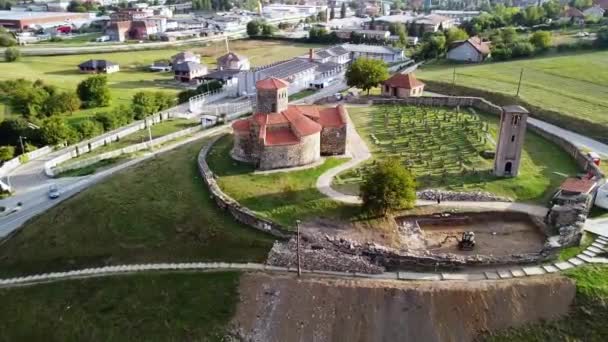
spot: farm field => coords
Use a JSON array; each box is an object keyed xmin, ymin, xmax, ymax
[
  {"xmin": 0, "ymin": 138, "xmax": 275, "ymax": 278},
  {"xmin": 0, "ymin": 40, "xmax": 321, "ymax": 125},
  {"xmin": 417, "ymin": 51, "xmax": 608, "ymax": 140},
  {"xmin": 333, "ymin": 105, "xmax": 580, "ymax": 203},
  {"xmin": 206, "ymin": 135, "xmax": 356, "ymax": 228}
]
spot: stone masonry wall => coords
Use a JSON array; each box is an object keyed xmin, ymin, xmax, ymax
[
  {"xmin": 320, "ymin": 126, "xmax": 347, "ymax": 155},
  {"xmin": 199, "ymin": 135, "xmax": 292, "ymax": 238},
  {"xmin": 259, "ymin": 133, "xmax": 321, "ymax": 170}
]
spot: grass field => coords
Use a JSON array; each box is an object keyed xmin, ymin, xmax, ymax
[
  {"xmin": 206, "ymin": 134, "xmax": 356, "ymax": 228},
  {"xmin": 0, "ymin": 272, "xmax": 241, "ymax": 341},
  {"xmin": 0, "ymin": 40, "xmax": 321, "ymax": 125},
  {"xmin": 334, "ymin": 105, "xmax": 580, "ymax": 203},
  {"xmin": 417, "ymin": 51, "xmax": 608, "ymax": 140},
  {"xmin": 64, "ymin": 118, "xmax": 199, "ymax": 164},
  {"xmin": 0, "ymin": 138, "xmax": 275, "ymax": 278},
  {"xmin": 483, "ymin": 265, "xmax": 608, "ymax": 341}
]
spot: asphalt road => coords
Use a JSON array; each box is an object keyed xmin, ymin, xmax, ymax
[{"xmin": 0, "ymin": 125, "xmax": 228, "ymax": 238}]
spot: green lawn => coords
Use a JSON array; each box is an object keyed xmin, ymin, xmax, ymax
[
  {"xmin": 0, "ymin": 272, "xmax": 241, "ymax": 341},
  {"xmin": 482, "ymin": 265, "xmax": 608, "ymax": 342},
  {"xmin": 206, "ymin": 134, "xmax": 357, "ymax": 228},
  {"xmin": 0, "ymin": 138, "xmax": 275, "ymax": 278},
  {"xmin": 334, "ymin": 105, "xmax": 580, "ymax": 203},
  {"xmin": 417, "ymin": 51, "xmax": 608, "ymax": 141},
  {"xmin": 0, "ymin": 40, "xmax": 321, "ymax": 125}
]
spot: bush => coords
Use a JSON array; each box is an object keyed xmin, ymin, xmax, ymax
[
  {"xmin": 76, "ymin": 75, "xmax": 111, "ymax": 108},
  {"xmin": 0, "ymin": 34, "xmax": 16, "ymax": 47},
  {"xmin": 40, "ymin": 117, "xmax": 78, "ymax": 146},
  {"xmin": 0, "ymin": 145, "xmax": 15, "ymax": 162},
  {"xmin": 4, "ymin": 47, "xmax": 20, "ymax": 62},
  {"xmin": 529, "ymin": 31, "xmax": 552, "ymax": 50},
  {"xmin": 75, "ymin": 119, "xmax": 104, "ymax": 140},
  {"xmin": 511, "ymin": 42, "xmax": 535, "ymax": 58}
]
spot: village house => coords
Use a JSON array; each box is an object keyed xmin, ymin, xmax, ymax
[
  {"xmin": 381, "ymin": 72, "xmax": 425, "ymax": 98},
  {"xmin": 447, "ymin": 36, "xmax": 491, "ymax": 63},
  {"xmin": 78, "ymin": 59, "xmax": 120, "ymax": 74},
  {"xmin": 583, "ymin": 5, "xmax": 605, "ymax": 18},
  {"xmin": 217, "ymin": 52, "xmax": 250, "ymax": 71},
  {"xmin": 173, "ymin": 61, "xmax": 207, "ymax": 83},
  {"xmin": 560, "ymin": 7, "xmax": 586, "ymax": 25},
  {"xmin": 171, "ymin": 51, "xmax": 201, "ymax": 66}
]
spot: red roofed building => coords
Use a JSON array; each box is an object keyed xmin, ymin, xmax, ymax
[
  {"xmin": 231, "ymin": 77, "xmax": 349, "ymax": 170},
  {"xmin": 382, "ymin": 72, "xmax": 425, "ymax": 98}
]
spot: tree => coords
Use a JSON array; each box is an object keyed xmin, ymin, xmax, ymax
[
  {"xmin": 530, "ymin": 31, "xmax": 552, "ymax": 50},
  {"xmin": 500, "ymin": 27, "xmax": 517, "ymax": 44},
  {"xmin": 4, "ymin": 47, "xmax": 20, "ymax": 62},
  {"xmin": 75, "ymin": 119, "xmax": 104, "ymax": 140},
  {"xmin": 0, "ymin": 34, "xmax": 16, "ymax": 47},
  {"xmin": 317, "ymin": 10, "xmax": 327, "ymax": 22},
  {"xmin": 67, "ymin": 0, "xmax": 87, "ymax": 12},
  {"xmin": 345, "ymin": 58, "xmax": 389, "ymax": 95},
  {"xmin": 77, "ymin": 75, "xmax": 111, "ymax": 108},
  {"xmin": 246, "ymin": 20, "xmax": 261, "ymax": 36},
  {"xmin": 445, "ymin": 27, "xmax": 469, "ymax": 46},
  {"xmin": 360, "ymin": 159, "xmax": 416, "ymax": 215},
  {"xmin": 132, "ymin": 91, "xmax": 159, "ymax": 120},
  {"xmin": 330, "ymin": 5, "xmax": 335, "ymax": 20},
  {"xmin": 261, "ymin": 23, "xmax": 276, "ymax": 36},
  {"xmin": 0, "ymin": 145, "xmax": 15, "ymax": 162},
  {"xmin": 571, "ymin": 0, "xmax": 592, "ymax": 9},
  {"xmin": 340, "ymin": 2, "xmax": 346, "ymax": 18},
  {"xmin": 596, "ymin": 26, "xmax": 608, "ymax": 48},
  {"xmin": 542, "ymin": 0, "xmax": 562, "ymax": 19},
  {"xmin": 40, "ymin": 117, "xmax": 77, "ymax": 146}
]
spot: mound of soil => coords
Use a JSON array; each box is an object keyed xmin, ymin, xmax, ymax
[{"xmin": 229, "ymin": 273, "xmax": 575, "ymax": 342}]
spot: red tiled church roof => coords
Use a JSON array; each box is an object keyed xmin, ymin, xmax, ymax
[
  {"xmin": 256, "ymin": 77, "xmax": 289, "ymax": 90},
  {"xmin": 383, "ymin": 73, "xmax": 425, "ymax": 89},
  {"xmin": 560, "ymin": 178, "xmax": 597, "ymax": 194},
  {"xmin": 231, "ymin": 104, "xmax": 347, "ymax": 146}
]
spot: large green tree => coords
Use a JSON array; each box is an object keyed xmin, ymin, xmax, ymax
[
  {"xmin": 360, "ymin": 159, "xmax": 416, "ymax": 215},
  {"xmin": 345, "ymin": 58, "xmax": 389, "ymax": 95},
  {"xmin": 40, "ymin": 117, "xmax": 77, "ymax": 146},
  {"xmin": 0, "ymin": 145, "xmax": 15, "ymax": 162},
  {"xmin": 340, "ymin": 2, "xmax": 346, "ymax": 18},
  {"xmin": 445, "ymin": 27, "xmax": 469, "ymax": 46},
  {"xmin": 246, "ymin": 20, "xmax": 261, "ymax": 36},
  {"xmin": 4, "ymin": 47, "xmax": 20, "ymax": 62},
  {"xmin": 76, "ymin": 75, "xmax": 111, "ymax": 108}
]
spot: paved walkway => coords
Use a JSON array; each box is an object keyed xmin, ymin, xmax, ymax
[{"xmin": 1, "ymin": 233, "xmax": 607, "ymax": 289}]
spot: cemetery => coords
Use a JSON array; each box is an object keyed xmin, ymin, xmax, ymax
[{"xmin": 333, "ymin": 104, "xmax": 580, "ymax": 203}]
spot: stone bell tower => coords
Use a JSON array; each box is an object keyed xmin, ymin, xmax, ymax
[
  {"xmin": 494, "ymin": 105, "xmax": 529, "ymax": 177},
  {"xmin": 255, "ymin": 77, "xmax": 289, "ymax": 113}
]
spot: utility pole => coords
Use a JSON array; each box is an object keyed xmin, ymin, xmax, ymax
[
  {"xmin": 19, "ymin": 136, "xmax": 26, "ymax": 154},
  {"xmin": 516, "ymin": 68, "xmax": 524, "ymax": 97},
  {"xmin": 451, "ymin": 67, "xmax": 456, "ymax": 95},
  {"xmin": 224, "ymin": 36, "xmax": 230, "ymax": 53},
  {"xmin": 147, "ymin": 119, "xmax": 153, "ymax": 149},
  {"xmin": 296, "ymin": 219, "xmax": 302, "ymax": 277}
]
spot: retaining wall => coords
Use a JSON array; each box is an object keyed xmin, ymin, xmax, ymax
[
  {"xmin": 51, "ymin": 125, "xmax": 204, "ymax": 176},
  {"xmin": 198, "ymin": 135, "xmax": 292, "ymax": 239},
  {"xmin": 44, "ymin": 109, "xmax": 176, "ymax": 177},
  {"xmin": 350, "ymin": 96, "xmax": 604, "ymax": 179},
  {"xmin": 0, "ymin": 146, "xmax": 54, "ymax": 178}
]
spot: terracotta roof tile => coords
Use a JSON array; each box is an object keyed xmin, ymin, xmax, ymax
[
  {"xmin": 383, "ymin": 73, "xmax": 425, "ymax": 89},
  {"xmin": 265, "ymin": 127, "xmax": 300, "ymax": 146},
  {"xmin": 282, "ymin": 108, "xmax": 322, "ymax": 137},
  {"xmin": 232, "ymin": 119, "xmax": 250, "ymax": 132},
  {"xmin": 256, "ymin": 77, "xmax": 290, "ymax": 90},
  {"xmin": 560, "ymin": 178, "xmax": 597, "ymax": 194}
]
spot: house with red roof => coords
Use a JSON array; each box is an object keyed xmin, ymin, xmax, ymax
[
  {"xmin": 381, "ymin": 72, "xmax": 425, "ymax": 98},
  {"xmin": 447, "ymin": 36, "xmax": 491, "ymax": 63},
  {"xmin": 231, "ymin": 77, "xmax": 349, "ymax": 170}
]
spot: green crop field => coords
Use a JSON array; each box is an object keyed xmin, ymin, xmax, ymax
[
  {"xmin": 0, "ymin": 40, "xmax": 321, "ymax": 125},
  {"xmin": 417, "ymin": 51, "xmax": 608, "ymax": 140},
  {"xmin": 0, "ymin": 138, "xmax": 275, "ymax": 278},
  {"xmin": 206, "ymin": 135, "xmax": 356, "ymax": 228},
  {"xmin": 333, "ymin": 105, "xmax": 580, "ymax": 203}
]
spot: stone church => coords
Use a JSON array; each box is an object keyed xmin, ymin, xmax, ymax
[{"xmin": 231, "ymin": 77, "xmax": 349, "ymax": 170}]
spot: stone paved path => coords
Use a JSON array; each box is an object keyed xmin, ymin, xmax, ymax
[{"xmin": 1, "ymin": 233, "xmax": 607, "ymax": 289}]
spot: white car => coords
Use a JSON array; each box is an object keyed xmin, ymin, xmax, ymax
[{"xmin": 48, "ymin": 185, "xmax": 60, "ymax": 199}]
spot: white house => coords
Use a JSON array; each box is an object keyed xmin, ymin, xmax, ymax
[
  {"xmin": 583, "ymin": 5, "xmax": 605, "ymax": 18},
  {"xmin": 447, "ymin": 36, "xmax": 491, "ymax": 63}
]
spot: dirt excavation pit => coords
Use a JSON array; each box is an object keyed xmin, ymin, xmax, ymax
[
  {"xmin": 229, "ymin": 272, "xmax": 575, "ymax": 342},
  {"xmin": 396, "ymin": 211, "xmax": 547, "ymax": 256}
]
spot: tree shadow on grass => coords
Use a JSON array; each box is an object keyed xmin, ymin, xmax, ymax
[{"xmin": 44, "ymin": 69, "xmax": 83, "ymax": 76}]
